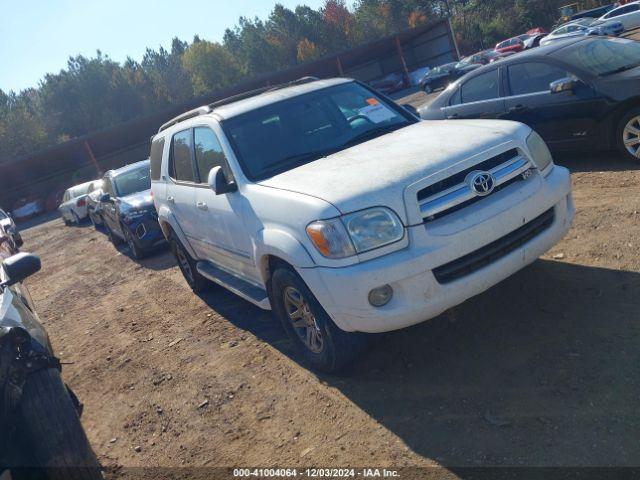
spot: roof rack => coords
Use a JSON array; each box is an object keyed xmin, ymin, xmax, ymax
[{"xmin": 157, "ymin": 76, "xmax": 320, "ymax": 133}]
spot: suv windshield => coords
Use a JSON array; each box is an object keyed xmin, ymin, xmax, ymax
[
  {"xmin": 114, "ymin": 164, "xmax": 151, "ymax": 197},
  {"xmin": 561, "ymin": 38, "xmax": 640, "ymax": 75},
  {"xmin": 222, "ymin": 82, "xmax": 414, "ymax": 181}
]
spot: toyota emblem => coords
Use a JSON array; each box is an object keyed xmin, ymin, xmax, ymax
[{"xmin": 468, "ymin": 171, "xmax": 496, "ymax": 196}]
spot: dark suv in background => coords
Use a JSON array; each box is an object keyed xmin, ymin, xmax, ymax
[{"xmin": 98, "ymin": 159, "xmax": 165, "ymax": 259}]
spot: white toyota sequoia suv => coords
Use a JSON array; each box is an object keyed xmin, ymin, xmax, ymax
[{"xmin": 151, "ymin": 77, "xmax": 574, "ymax": 372}]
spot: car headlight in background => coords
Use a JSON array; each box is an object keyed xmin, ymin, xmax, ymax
[
  {"xmin": 306, "ymin": 207, "xmax": 404, "ymax": 259},
  {"xmin": 526, "ymin": 130, "xmax": 553, "ymax": 173}
]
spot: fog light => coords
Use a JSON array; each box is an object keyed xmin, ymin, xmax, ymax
[{"xmin": 368, "ymin": 285, "xmax": 393, "ymax": 307}]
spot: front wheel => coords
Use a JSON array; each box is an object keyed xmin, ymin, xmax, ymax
[
  {"xmin": 616, "ymin": 108, "xmax": 640, "ymax": 162},
  {"xmin": 16, "ymin": 368, "xmax": 102, "ymax": 479},
  {"xmin": 423, "ymin": 84, "xmax": 432, "ymax": 94},
  {"xmin": 271, "ymin": 266, "xmax": 368, "ymax": 373},
  {"xmin": 123, "ymin": 225, "xmax": 145, "ymax": 260}
]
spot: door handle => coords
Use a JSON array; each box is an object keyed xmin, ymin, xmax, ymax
[
  {"xmin": 447, "ymin": 113, "xmax": 459, "ymax": 119},
  {"xmin": 508, "ymin": 104, "xmax": 526, "ymax": 113},
  {"xmin": 167, "ymin": 196, "xmax": 175, "ymax": 204},
  {"xmin": 196, "ymin": 201, "xmax": 208, "ymax": 211}
]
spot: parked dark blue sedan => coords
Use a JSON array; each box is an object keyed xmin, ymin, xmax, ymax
[{"xmin": 98, "ymin": 159, "xmax": 166, "ymax": 259}]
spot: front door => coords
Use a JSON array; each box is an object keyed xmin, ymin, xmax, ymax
[
  {"xmin": 502, "ymin": 61, "xmax": 606, "ymax": 150},
  {"xmin": 190, "ymin": 126, "xmax": 258, "ymax": 283}
]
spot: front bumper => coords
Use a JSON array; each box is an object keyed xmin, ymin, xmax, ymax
[
  {"xmin": 127, "ymin": 214, "xmax": 166, "ymax": 251},
  {"xmin": 299, "ymin": 166, "xmax": 573, "ymax": 333}
]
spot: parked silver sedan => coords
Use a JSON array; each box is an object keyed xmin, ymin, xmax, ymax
[{"xmin": 540, "ymin": 18, "xmax": 624, "ymax": 46}]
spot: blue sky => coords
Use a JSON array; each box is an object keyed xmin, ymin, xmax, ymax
[{"xmin": 0, "ymin": 0, "xmax": 326, "ymax": 93}]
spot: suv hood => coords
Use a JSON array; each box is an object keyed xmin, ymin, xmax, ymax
[
  {"xmin": 260, "ymin": 120, "xmax": 530, "ymax": 224},
  {"xmin": 120, "ymin": 190, "xmax": 153, "ymax": 210}
]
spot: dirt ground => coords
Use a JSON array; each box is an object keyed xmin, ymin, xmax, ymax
[{"xmin": 17, "ymin": 97, "xmax": 640, "ymax": 477}]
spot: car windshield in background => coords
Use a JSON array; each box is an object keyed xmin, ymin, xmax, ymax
[
  {"xmin": 223, "ymin": 82, "xmax": 413, "ymax": 181},
  {"xmin": 561, "ymin": 38, "xmax": 640, "ymax": 76},
  {"xmin": 114, "ymin": 165, "xmax": 151, "ymax": 197}
]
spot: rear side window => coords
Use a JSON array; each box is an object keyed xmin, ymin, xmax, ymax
[
  {"xmin": 170, "ymin": 130, "xmax": 195, "ymax": 183},
  {"xmin": 460, "ymin": 70, "xmax": 500, "ymax": 104},
  {"xmin": 508, "ymin": 62, "xmax": 569, "ymax": 95},
  {"xmin": 150, "ymin": 137, "xmax": 165, "ymax": 181},
  {"xmin": 193, "ymin": 127, "xmax": 227, "ymax": 183}
]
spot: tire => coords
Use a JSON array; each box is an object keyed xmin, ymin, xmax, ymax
[
  {"xmin": 616, "ymin": 107, "xmax": 640, "ymax": 163},
  {"xmin": 270, "ymin": 266, "xmax": 368, "ymax": 373},
  {"xmin": 423, "ymin": 84, "xmax": 432, "ymax": 94},
  {"xmin": 14, "ymin": 232, "xmax": 24, "ymax": 248},
  {"xmin": 63, "ymin": 215, "xmax": 71, "ymax": 227},
  {"xmin": 105, "ymin": 225, "xmax": 123, "ymax": 247},
  {"xmin": 16, "ymin": 368, "xmax": 102, "ymax": 479},
  {"xmin": 88, "ymin": 212, "xmax": 101, "ymax": 230},
  {"xmin": 169, "ymin": 234, "xmax": 210, "ymax": 293},
  {"xmin": 122, "ymin": 225, "xmax": 145, "ymax": 260}
]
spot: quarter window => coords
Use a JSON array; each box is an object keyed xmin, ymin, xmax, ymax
[
  {"xmin": 150, "ymin": 137, "xmax": 165, "ymax": 181},
  {"xmin": 508, "ymin": 62, "xmax": 569, "ymax": 96},
  {"xmin": 193, "ymin": 127, "xmax": 228, "ymax": 183},
  {"xmin": 460, "ymin": 70, "xmax": 500, "ymax": 104},
  {"xmin": 170, "ymin": 130, "xmax": 195, "ymax": 182}
]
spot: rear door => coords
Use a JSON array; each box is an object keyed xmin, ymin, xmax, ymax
[
  {"xmin": 502, "ymin": 60, "xmax": 607, "ymax": 149},
  {"xmin": 444, "ymin": 68, "xmax": 506, "ymax": 120},
  {"xmin": 166, "ymin": 129, "xmax": 198, "ymax": 252}
]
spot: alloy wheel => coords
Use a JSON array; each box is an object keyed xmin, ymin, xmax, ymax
[
  {"xmin": 175, "ymin": 244, "xmax": 194, "ymax": 284},
  {"xmin": 623, "ymin": 116, "xmax": 640, "ymax": 158},
  {"xmin": 282, "ymin": 286, "xmax": 324, "ymax": 354}
]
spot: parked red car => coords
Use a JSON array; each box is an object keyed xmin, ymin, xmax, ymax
[{"xmin": 495, "ymin": 37, "xmax": 525, "ymax": 54}]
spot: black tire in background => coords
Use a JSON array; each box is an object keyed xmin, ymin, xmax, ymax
[
  {"xmin": 16, "ymin": 368, "xmax": 102, "ymax": 480},
  {"xmin": 616, "ymin": 107, "xmax": 640, "ymax": 163},
  {"xmin": 169, "ymin": 234, "xmax": 210, "ymax": 293},
  {"xmin": 270, "ymin": 266, "xmax": 368, "ymax": 373}
]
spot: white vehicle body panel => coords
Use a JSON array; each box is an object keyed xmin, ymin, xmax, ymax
[
  {"xmin": 151, "ymin": 79, "xmax": 573, "ymax": 333},
  {"xmin": 597, "ymin": 2, "xmax": 640, "ymax": 30}
]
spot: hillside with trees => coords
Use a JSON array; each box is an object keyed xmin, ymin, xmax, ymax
[{"xmin": 0, "ymin": 0, "xmax": 564, "ymax": 162}]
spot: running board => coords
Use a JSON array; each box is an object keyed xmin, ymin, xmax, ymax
[{"xmin": 196, "ymin": 261, "xmax": 271, "ymax": 310}]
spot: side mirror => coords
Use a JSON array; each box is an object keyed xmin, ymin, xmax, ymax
[
  {"xmin": 401, "ymin": 103, "xmax": 419, "ymax": 117},
  {"xmin": 550, "ymin": 77, "xmax": 579, "ymax": 94},
  {"xmin": 99, "ymin": 193, "xmax": 112, "ymax": 203},
  {"xmin": 207, "ymin": 166, "xmax": 237, "ymax": 195},
  {"xmin": 1, "ymin": 253, "xmax": 41, "ymax": 287}
]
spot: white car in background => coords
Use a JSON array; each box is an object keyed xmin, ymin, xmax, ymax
[
  {"xmin": 540, "ymin": 18, "xmax": 624, "ymax": 46},
  {"xmin": 58, "ymin": 181, "xmax": 95, "ymax": 225},
  {"xmin": 595, "ymin": 1, "xmax": 640, "ymax": 31},
  {"xmin": 0, "ymin": 208, "xmax": 22, "ymax": 247}
]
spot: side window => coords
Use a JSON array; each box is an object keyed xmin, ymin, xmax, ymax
[
  {"xmin": 170, "ymin": 129, "xmax": 195, "ymax": 183},
  {"xmin": 150, "ymin": 137, "xmax": 165, "ymax": 181},
  {"xmin": 508, "ymin": 62, "xmax": 569, "ymax": 96},
  {"xmin": 193, "ymin": 127, "xmax": 228, "ymax": 183},
  {"xmin": 460, "ymin": 70, "xmax": 500, "ymax": 104}
]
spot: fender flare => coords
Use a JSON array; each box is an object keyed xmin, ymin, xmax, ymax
[
  {"xmin": 157, "ymin": 207, "xmax": 198, "ymax": 259},
  {"xmin": 255, "ymin": 228, "xmax": 316, "ymax": 284}
]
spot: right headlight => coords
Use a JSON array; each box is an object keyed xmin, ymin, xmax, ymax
[
  {"xmin": 306, "ymin": 207, "xmax": 404, "ymax": 259},
  {"xmin": 526, "ymin": 130, "xmax": 554, "ymax": 173}
]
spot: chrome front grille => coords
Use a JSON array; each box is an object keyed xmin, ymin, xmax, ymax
[{"xmin": 418, "ymin": 149, "xmax": 534, "ymax": 222}]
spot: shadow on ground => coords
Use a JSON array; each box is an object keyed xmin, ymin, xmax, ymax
[{"xmin": 200, "ymin": 259, "xmax": 639, "ymax": 469}]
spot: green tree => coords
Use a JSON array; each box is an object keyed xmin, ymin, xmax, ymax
[{"xmin": 182, "ymin": 40, "xmax": 242, "ymax": 95}]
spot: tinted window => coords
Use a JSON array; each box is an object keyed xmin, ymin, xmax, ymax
[
  {"xmin": 561, "ymin": 38, "xmax": 640, "ymax": 75},
  {"xmin": 508, "ymin": 62, "xmax": 569, "ymax": 95},
  {"xmin": 150, "ymin": 137, "xmax": 165, "ymax": 181},
  {"xmin": 113, "ymin": 164, "xmax": 151, "ymax": 197},
  {"xmin": 171, "ymin": 130, "xmax": 195, "ymax": 182},
  {"xmin": 460, "ymin": 70, "xmax": 500, "ymax": 103},
  {"xmin": 193, "ymin": 127, "xmax": 227, "ymax": 183}
]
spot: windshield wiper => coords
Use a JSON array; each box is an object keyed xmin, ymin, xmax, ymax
[
  {"xmin": 600, "ymin": 63, "xmax": 640, "ymax": 76},
  {"xmin": 342, "ymin": 123, "xmax": 406, "ymax": 148}
]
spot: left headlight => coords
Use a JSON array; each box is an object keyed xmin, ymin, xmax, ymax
[
  {"xmin": 526, "ymin": 130, "xmax": 553, "ymax": 173},
  {"xmin": 306, "ymin": 207, "xmax": 404, "ymax": 259}
]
